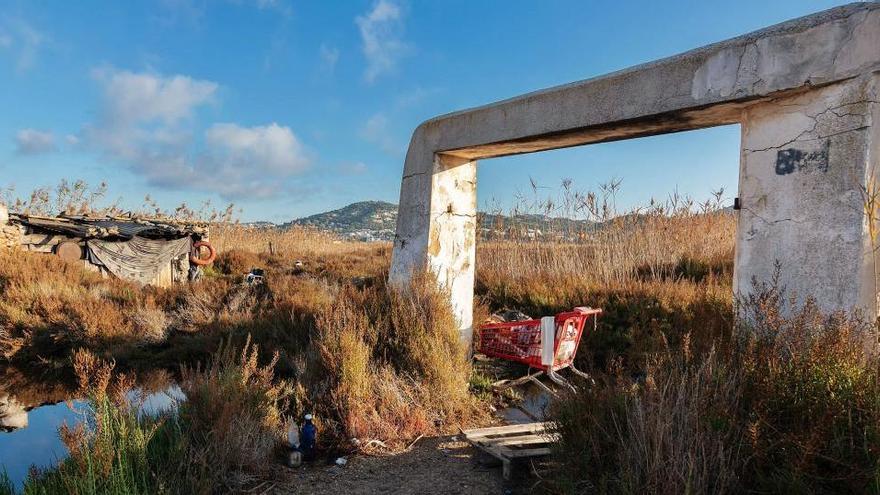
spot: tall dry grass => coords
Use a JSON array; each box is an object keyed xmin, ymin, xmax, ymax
[
  {"xmin": 478, "ymin": 209, "xmax": 735, "ymax": 288},
  {"xmin": 210, "ymin": 224, "xmax": 371, "ymax": 257},
  {"xmin": 552, "ymin": 346, "xmax": 743, "ymax": 494},
  {"xmin": 309, "ymin": 277, "xmax": 481, "ymax": 449},
  {"xmin": 550, "ymin": 275, "xmax": 880, "ymax": 494},
  {"xmin": 2, "ymin": 223, "xmax": 479, "ymax": 463}
]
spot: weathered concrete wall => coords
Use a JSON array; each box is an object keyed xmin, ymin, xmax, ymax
[
  {"xmin": 736, "ymin": 75, "xmax": 879, "ymax": 315},
  {"xmin": 391, "ymin": 2, "xmax": 880, "ymax": 344}
]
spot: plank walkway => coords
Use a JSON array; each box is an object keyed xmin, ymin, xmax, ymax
[{"xmin": 462, "ymin": 422, "xmax": 558, "ymax": 480}]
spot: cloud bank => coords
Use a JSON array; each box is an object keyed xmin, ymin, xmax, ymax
[{"xmin": 85, "ymin": 68, "xmax": 311, "ymax": 199}]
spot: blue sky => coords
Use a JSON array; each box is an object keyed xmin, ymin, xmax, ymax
[{"xmin": 0, "ymin": 0, "xmax": 852, "ymax": 222}]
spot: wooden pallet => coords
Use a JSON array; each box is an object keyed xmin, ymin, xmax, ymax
[{"xmin": 462, "ymin": 422, "xmax": 559, "ymax": 480}]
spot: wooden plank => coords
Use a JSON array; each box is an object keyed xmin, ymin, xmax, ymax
[
  {"xmin": 463, "ymin": 422, "xmax": 551, "ymax": 439},
  {"xmin": 500, "ymin": 447, "xmax": 552, "ymax": 458},
  {"xmin": 467, "ymin": 431, "xmax": 551, "ymax": 443},
  {"xmin": 463, "ymin": 421, "xmax": 558, "ymax": 480},
  {"xmin": 488, "ymin": 435, "xmax": 558, "ymax": 448}
]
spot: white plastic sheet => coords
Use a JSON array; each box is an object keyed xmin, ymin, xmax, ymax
[
  {"xmin": 87, "ymin": 236, "xmax": 191, "ymax": 285},
  {"xmin": 541, "ymin": 316, "xmax": 555, "ymax": 367}
]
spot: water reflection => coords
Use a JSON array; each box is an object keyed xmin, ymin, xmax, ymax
[
  {"xmin": 502, "ymin": 381, "xmax": 552, "ymax": 424},
  {"xmin": 0, "ymin": 395, "xmax": 28, "ymax": 431},
  {"xmin": 0, "ymin": 369, "xmax": 182, "ymax": 490}
]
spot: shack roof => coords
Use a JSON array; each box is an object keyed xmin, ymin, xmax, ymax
[{"xmin": 8, "ymin": 213, "xmax": 208, "ymax": 240}]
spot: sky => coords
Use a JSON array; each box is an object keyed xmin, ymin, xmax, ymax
[{"xmin": 0, "ymin": 0, "xmax": 855, "ymax": 222}]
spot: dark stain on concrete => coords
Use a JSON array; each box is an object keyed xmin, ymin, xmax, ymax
[{"xmin": 775, "ymin": 140, "xmax": 829, "ymax": 175}]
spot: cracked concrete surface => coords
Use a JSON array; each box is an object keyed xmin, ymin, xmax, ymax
[
  {"xmin": 391, "ymin": 3, "xmax": 880, "ymax": 344},
  {"xmin": 736, "ymin": 75, "xmax": 879, "ymax": 314}
]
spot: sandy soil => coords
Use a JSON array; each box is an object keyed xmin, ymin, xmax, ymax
[{"xmin": 261, "ymin": 435, "xmax": 539, "ymax": 495}]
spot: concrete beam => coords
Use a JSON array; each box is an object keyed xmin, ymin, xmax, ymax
[
  {"xmin": 420, "ymin": 3, "xmax": 880, "ymax": 160},
  {"xmin": 391, "ymin": 3, "xmax": 880, "ymax": 344}
]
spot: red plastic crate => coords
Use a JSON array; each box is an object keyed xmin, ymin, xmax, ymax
[{"xmin": 477, "ymin": 307, "xmax": 601, "ymax": 372}]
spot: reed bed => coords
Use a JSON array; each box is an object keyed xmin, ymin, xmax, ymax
[
  {"xmin": 5, "ymin": 180, "xmax": 878, "ymax": 493},
  {"xmin": 478, "ymin": 211, "xmax": 735, "ymax": 286},
  {"xmin": 210, "ymin": 224, "xmax": 377, "ymax": 257}
]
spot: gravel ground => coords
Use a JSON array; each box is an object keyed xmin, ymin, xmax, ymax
[{"xmin": 262, "ymin": 435, "xmax": 539, "ymax": 495}]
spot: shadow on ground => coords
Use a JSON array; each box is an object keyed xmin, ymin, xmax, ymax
[{"xmin": 264, "ymin": 435, "xmax": 543, "ymax": 494}]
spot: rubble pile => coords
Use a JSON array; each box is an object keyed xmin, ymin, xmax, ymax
[{"xmin": 0, "ymin": 204, "xmax": 21, "ymax": 249}]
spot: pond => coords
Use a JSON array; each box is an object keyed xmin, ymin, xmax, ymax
[
  {"xmin": 0, "ymin": 372, "xmax": 182, "ymax": 490},
  {"xmin": 501, "ymin": 381, "xmax": 552, "ymax": 424}
]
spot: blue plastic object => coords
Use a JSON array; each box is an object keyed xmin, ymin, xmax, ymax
[{"xmin": 300, "ymin": 414, "xmax": 317, "ymax": 460}]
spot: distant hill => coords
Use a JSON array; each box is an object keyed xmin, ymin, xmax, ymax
[
  {"xmin": 284, "ymin": 201, "xmax": 600, "ymax": 241},
  {"xmin": 285, "ymin": 201, "xmax": 398, "ymax": 241}
]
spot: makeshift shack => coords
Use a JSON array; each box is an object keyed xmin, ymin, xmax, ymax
[{"xmin": 0, "ymin": 204, "xmax": 215, "ymax": 288}]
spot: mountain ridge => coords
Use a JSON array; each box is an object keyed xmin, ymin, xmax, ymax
[{"xmin": 283, "ymin": 200, "xmax": 597, "ymax": 241}]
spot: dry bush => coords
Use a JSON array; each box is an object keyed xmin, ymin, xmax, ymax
[
  {"xmin": 129, "ymin": 306, "xmax": 169, "ymax": 344},
  {"xmin": 166, "ymin": 278, "xmax": 231, "ymax": 333},
  {"xmin": 19, "ymin": 349, "xmax": 163, "ymax": 494},
  {"xmin": 551, "ymin": 278, "xmax": 880, "ymax": 494},
  {"xmin": 552, "ymin": 345, "xmax": 743, "ymax": 494},
  {"xmin": 0, "ymin": 250, "xmax": 144, "ymax": 359},
  {"xmin": 212, "ymin": 248, "xmax": 263, "ymax": 276},
  {"xmin": 176, "ymin": 336, "xmax": 291, "ymax": 491},
  {"xmin": 18, "ymin": 341, "xmax": 292, "ymax": 494},
  {"xmin": 310, "ymin": 278, "xmax": 482, "ymax": 449},
  {"xmin": 736, "ymin": 278, "xmax": 880, "ymax": 493}
]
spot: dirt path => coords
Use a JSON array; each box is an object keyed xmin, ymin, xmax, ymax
[{"xmin": 266, "ymin": 435, "xmax": 520, "ymax": 495}]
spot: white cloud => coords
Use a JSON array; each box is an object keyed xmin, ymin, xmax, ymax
[
  {"xmin": 92, "ymin": 68, "xmax": 217, "ymax": 126},
  {"xmin": 356, "ymin": 0, "xmax": 409, "ymax": 83},
  {"xmin": 0, "ymin": 18, "xmax": 47, "ymax": 73},
  {"xmin": 197, "ymin": 123, "xmax": 311, "ymax": 197},
  {"xmin": 359, "ymin": 112, "xmax": 401, "ymax": 156},
  {"xmin": 14, "ymin": 128, "xmax": 56, "ymax": 154},
  {"xmin": 319, "ymin": 44, "xmax": 340, "ymax": 73},
  {"xmin": 85, "ymin": 68, "xmax": 311, "ymax": 199}
]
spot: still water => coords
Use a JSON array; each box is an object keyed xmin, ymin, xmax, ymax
[{"xmin": 0, "ymin": 381, "xmax": 183, "ymax": 489}]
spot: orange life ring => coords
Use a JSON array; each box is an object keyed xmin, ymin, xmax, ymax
[{"xmin": 190, "ymin": 241, "xmax": 216, "ymax": 266}]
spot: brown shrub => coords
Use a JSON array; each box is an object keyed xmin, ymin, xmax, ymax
[
  {"xmin": 213, "ymin": 249, "xmax": 260, "ymax": 276},
  {"xmin": 550, "ymin": 282, "xmax": 880, "ymax": 494},
  {"xmin": 129, "ymin": 306, "xmax": 169, "ymax": 344},
  {"xmin": 309, "ymin": 278, "xmax": 482, "ymax": 449},
  {"xmin": 176, "ymin": 336, "xmax": 291, "ymax": 490},
  {"xmin": 0, "ymin": 250, "xmax": 142, "ymax": 358}
]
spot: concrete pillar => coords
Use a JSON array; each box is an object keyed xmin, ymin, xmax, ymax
[
  {"xmin": 390, "ymin": 144, "xmax": 477, "ymax": 346},
  {"xmin": 735, "ymin": 75, "xmax": 880, "ymax": 318}
]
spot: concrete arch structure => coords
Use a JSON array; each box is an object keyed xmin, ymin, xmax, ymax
[{"xmin": 390, "ymin": 2, "xmax": 880, "ymax": 345}]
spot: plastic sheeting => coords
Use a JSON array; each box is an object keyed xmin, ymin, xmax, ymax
[{"xmin": 87, "ymin": 236, "xmax": 191, "ymax": 285}]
